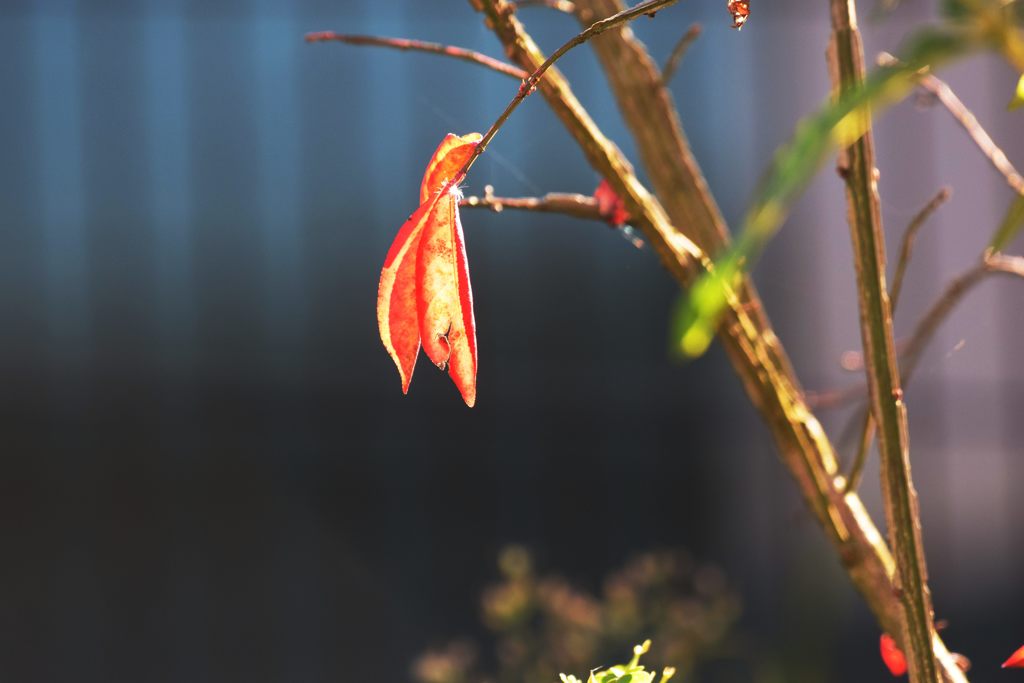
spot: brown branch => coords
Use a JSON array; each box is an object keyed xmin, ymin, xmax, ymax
[
  {"xmin": 829, "ymin": 2, "xmax": 939, "ymax": 681},
  {"xmin": 843, "ymin": 257, "xmax": 1024, "ymax": 491},
  {"xmin": 901, "ymin": 251, "xmax": 1024, "ymax": 380},
  {"xmin": 661, "ymin": 23, "xmax": 702, "ymax": 86},
  {"xmin": 839, "ymin": 250, "xmax": 1023, "ymax": 495},
  {"xmin": 844, "ymin": 187, "xmax": 950, "ymax": 493},
  {"xmin": 303, "ymin": 32, "xmax": 528, "ymax": 80},
  {"xmin": 461, "ymin": 189, "xmax": 603, "ymax": 221},
  {"xmin": 891, "ymin": 187, "xmax": 953, "ymax": 309},
  {"xmin": 812, "ymin": 188, "xmax": 951, "ymax": 413},
  {"xmin": 479, "ymin": 1, "xmax": 965, "ymax": 680},
  {"xmin": 845, "ymin": 254, "xmax": 1024, "ymax": 487},
  {"xmin": 879, "ymin": 51, "xmax": 1024, "ymax": 196}
]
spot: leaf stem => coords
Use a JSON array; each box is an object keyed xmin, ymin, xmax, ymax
[
  {"xmin": 890, "ymin": 187, "xmax": 953, "ymax": 309},
  {"xmin": 901, "ymin": 251, "xmax": 1024, "ymax": 379},
  {"xmin": 303, "ymin": 32, "xmax": 528, "ymax": 80},
  {"xmin": 461, "ymin": 189, "xmax": 603, "ymax": 221},
  {"xmin": 828, "ymin": 2, "xmax": 939, "ymax": 681},
  {"xmin": 477, "ymin": 1, "xmax": 967, "ymax": 679},
  {"xmin": 879, "ymin": 52, "xmax": 1024, "ymax": 196}
]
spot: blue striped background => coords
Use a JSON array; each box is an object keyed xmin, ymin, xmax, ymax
[{"xmin": 1, "ymin": 2, "xmax": 1023, "ymax": 680}]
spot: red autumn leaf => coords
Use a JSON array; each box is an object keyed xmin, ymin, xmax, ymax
[
  {"xmin": 594, "ymin": 179, "xmax": 630, "ymax": 226},
  {"xmin": 880, "ymin": 633, "xmax": 908, "ymax": 677},
  {"xmin": 726, "ymin": 0, "xmax": 750, "ymax": 29},
  {"xmin": 1003, "ymin": 644, "xmax": 1024, "ymax": 669},
  {"xmin": 377, "ymin": 132, "xmax": 482, "ymax": 407}
]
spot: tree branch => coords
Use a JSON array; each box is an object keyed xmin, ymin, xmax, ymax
[
  {"xmin": 829, "ymin": 3, "xmax": 939, "ymax": 680},
  {"xmin": 461, "ymin": 189, "xmax": 603, "ymax": 221},
  {"xmin": 901, "ymin": 251, "xmax": 1024, "ymax": 380},
  {"xmin": 879, "ymin": 51, "xmax": 1024, "ymax": 196},
  {"xmin": 891, "ymin": 187, "xmax": 953, "ymax": 309},
  {"xmin": 303, "ymin": 32, "xmax": 528, "ymax": 80},
  {"xmin": 480, "ymin": 1, "xmax": 966, "ymax": 680},
  {"xmin": 844, "ymin": 186, "xmax": 951, "ymax": 493},
  {"xmin": 458, "ymin": 0, "xmax": 681, "ymax": 180},
  {"xmin": 842, "ymin": 249, "xmax": 1023, "ymax": 495}
]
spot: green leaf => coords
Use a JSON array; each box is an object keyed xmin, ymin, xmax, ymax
[
  {"xmin": 674, "ymin": 28, "xmax": 974, "ymax": 358},
  {"xmin": 1010, "ymin": 74, "xmax": 1024, "ymax": 110},
  {"xmin": 561, "ymin": 641, "xmax": 675, "ymax": 683},
  {"xmin": 988, "ymin": 192, "xmax": 1024, "ymax": 252}
]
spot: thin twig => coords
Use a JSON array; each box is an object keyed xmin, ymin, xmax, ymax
[
  {"xmin": 829, "ymin": 2, "xmax": 939, "ymax": 681},
  {"xmin": 901, "ymin": 251, "xmax": 1024, "ymax": 380},
  {"xmin": 661, "ymin": 23, "xmax": 701, "ymax": 86},
  {"xmin": 844, "ymin": 187, "xmax": 951, "ymax": 493},
  {"xmin": 304, "ymin": 32, "xmax": 528, "ymax": 80},
  {"xmin": 511, "ymin": 0, "xmax": 577, "ymax": 11},
  {"xmin": 891, "ymin": 187, "xmax": 953, "ymax": 308},
  {"xmin": 476, "ymin": 1, "xmax": 967, "ymax": 679},
  {"xmin": 458, "ymin": 0, "xmax": 680, "ymax": 181},
  {"xmin": 879, "ymin": 51, "xmax": 1024, "ymax": 196},
  {"xmin": 461, "ymin": 189, "xmax": 603, "ymax": 221},
  {"xmin": 844, "ymin": 252, "xmax": 1024, "ymax": 493}
]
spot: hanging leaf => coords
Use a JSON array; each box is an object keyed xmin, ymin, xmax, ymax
[
  {"xmin": 1003, "ymin": 644, "xmax": 1024, "ymax": 669},
  {"xmin": 880, "ymin": 633, "xmax": 908, "ymax": 677},
  {"xmin": 378, "ymin": 132, "xmax": 482, "ymax": 407}
]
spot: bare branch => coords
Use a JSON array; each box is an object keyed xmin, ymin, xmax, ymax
[
  {"xmin": 661, "ymin": 23, "xmax": 701, "ymax": 86},
  {"xmin": 845, "ymin": 252, "xmax": 1024, "ymax": 494},
  {"xmin": 477, "ymin": 2, "xmax": 967, "ymax": 679},
  {"xmin": 458, "ymin": 0, "xmax": 681, "ymax": 181},
  {"xmin": 841, "ymin": 187, "xmax": 951, "ymax": 492},
  {"xmin": 461, "ymin": 189, "xmax": 603, "ymax": 221},
  {"xmin": 891, "ymin": 187, "xmax": 953, "ymax": 308},
  {"xmin": 901, "ymin": 251, "xmax": 1024, "ymax": 380},
  {"xmin": 879, "ymin": 51, "xmax": 1024, "ymax": 196},
  {"xmin": 304, "ymin": 32, "xmax": 528, "ymax": 80},
  {"xmin": 829, "ymin": 4, "xmax": 940, "ymax": 680},
  {"xmin": 824, "ymin": 187, "xmax": 952, "ymax": 396}
]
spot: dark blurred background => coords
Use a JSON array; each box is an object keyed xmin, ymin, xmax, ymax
[{"xmin": 1, "ymin": 0, "xmax": 1022, "ymax": 681}]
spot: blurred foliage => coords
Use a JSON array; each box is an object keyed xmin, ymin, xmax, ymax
[
  {"xmin": 674, "ymin": 0, "xmax": 1024, "ymax": 358},
  {"xmin": 411, "ymin": 547, "xmax": 741, "ymax": 683}
]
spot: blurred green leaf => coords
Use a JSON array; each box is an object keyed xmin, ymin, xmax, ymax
[
  {"xmin": 988, "ymin": 192, "xmax": 1024, "ymax": 252},
  {"xmin": 1010, "ymin": 74, "xmax": 1024, "ymax": 110},
  {"xmin": 673, "ymin": 27, "xmax": 974, "ymax": 358}
]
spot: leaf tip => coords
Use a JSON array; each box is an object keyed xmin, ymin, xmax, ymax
[{"xmin": 1002, "ymin": 645, "xmax": 1024, "ymax": 669}]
